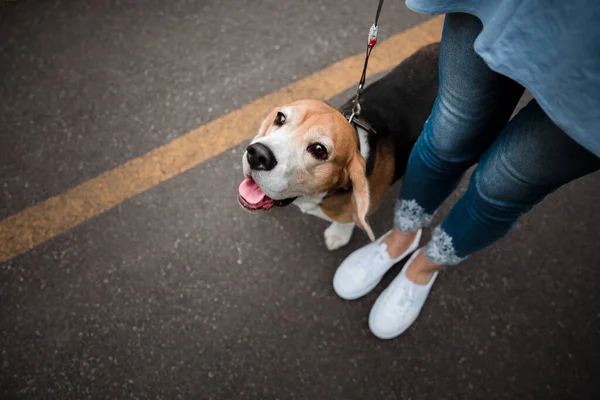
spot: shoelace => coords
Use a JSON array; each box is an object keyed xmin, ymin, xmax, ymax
[
  {"xmin": 379, "ymin": 279, "xmax": 418, "ymax": 317},
  {"xmin": 358, "ymin": 244, "xmax": 390, "ymax": 280},
  {"xmin": 394, "ymin": 283, "xmax": 417, "ymax": 317},
  {"xmin": 365, "ymin": 244, "xmax": 391, "ymax": 280},
  {"xmin": 374, "ymin": 244, "xmax": 389, "ymax": 263}
]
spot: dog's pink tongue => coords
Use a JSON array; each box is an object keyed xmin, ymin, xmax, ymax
[{"xmin": 238, "ymin": 178, "xmax": 266, "ymax": 205}]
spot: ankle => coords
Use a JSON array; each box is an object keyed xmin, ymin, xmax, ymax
[
  {"xmin": 383, "ymin": 228, "xmax": 418, "ymax": 259},
  {"xmin": 405, "ymin": 249, "xmax": 444, "ymax": 285}
]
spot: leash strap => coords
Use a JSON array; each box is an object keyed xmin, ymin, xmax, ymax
[{"xmin": 349, "ymin": 0, "xmax": 385, "ymax": 123}]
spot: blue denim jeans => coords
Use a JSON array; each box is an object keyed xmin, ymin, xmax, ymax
[{"xmin": 395, "ymin": 13, "xmax": 600, "ymax": 265}]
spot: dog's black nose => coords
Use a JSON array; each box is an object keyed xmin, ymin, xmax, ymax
[{"xmin": 246, "ymin": 143, "xmax": 277, "ymax": 171}]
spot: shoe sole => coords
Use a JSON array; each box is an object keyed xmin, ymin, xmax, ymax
[
  {"xmin": 333, "ymin": 275, "xmax": 385, "ymax": 300},
  {"xmin": 368, "ymin": 297, "xmax": 422, "ymax": 339}
]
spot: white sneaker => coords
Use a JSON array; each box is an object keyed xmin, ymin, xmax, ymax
[
  {"xmin": 368, "ymin": 249, "xmax": 438, "ymax": 339},
  {"xmin": 333, "ymin": 229, "xmax": 422, "ymax": 300}
]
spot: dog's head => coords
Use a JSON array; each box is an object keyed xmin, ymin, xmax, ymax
[{"xmin": 238, "ymin": 99, "xmax": 373, "ymax": 239}]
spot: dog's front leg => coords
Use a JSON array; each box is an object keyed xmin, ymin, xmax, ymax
[
  {"xmin": 324, "ymin": 221, "xmax": 355, "ymax": 251},
  {"xmin": 293, "ymin": 197, "xmax": 355, "ymax": 250}
]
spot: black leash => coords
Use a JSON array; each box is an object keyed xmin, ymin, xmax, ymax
[{"xmin": 348, "ymin": 0, "xmax": 385, "ymax": 124}]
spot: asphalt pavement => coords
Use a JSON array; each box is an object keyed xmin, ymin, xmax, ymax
[{"xmin": 1, "ymin": 1, "xmax": 599, "ymax": 399}]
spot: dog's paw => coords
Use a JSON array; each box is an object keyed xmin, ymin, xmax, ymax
[{"xmin": 324, "ymin": 222, "xmax": 355, "ymax": 251}]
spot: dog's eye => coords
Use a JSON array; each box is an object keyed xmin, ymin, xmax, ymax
[
  {"xmin": 307, "ymin": 143, "xmax": 328, "ymax": 160},
  {"xmin": 274, "ymin": 111, "xmax": 286, "ymax": 126}
]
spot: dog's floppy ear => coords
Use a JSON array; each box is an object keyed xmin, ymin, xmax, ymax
[{"xmin": 347, "ymin": 154, "xmax": 375, "ymax": 241}]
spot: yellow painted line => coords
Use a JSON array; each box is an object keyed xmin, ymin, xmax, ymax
[{"xmin": 0, "ymin": 16, "xmax": 443, "ymax": 264}]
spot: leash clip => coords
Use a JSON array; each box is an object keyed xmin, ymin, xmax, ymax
[{"xmin": 349, "ymin": 91, "xmax": 362, "ymax": 124}]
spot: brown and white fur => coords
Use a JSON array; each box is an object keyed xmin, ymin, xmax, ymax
[{"xmin": 239, "ymin": 43, "xmax": 440, "ymax": 250}]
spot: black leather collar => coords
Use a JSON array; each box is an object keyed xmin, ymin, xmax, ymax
[{"xmin": 349, "ymin": 117, "xmax": 377, "ymax": 137}]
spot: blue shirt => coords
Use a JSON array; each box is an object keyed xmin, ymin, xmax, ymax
[{"xmin": 406, "ymin": 0, "xmax": 600, "ymax": 157}]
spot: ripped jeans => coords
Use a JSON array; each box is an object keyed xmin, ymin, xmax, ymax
[{"xmin": 395, "ymin": 13, "xmax": 600, "ymax": 265}]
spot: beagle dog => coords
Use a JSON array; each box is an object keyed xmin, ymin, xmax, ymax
[{"xmin": 238, "ymin": 43, "xmax": 440, "ymax": 250}]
